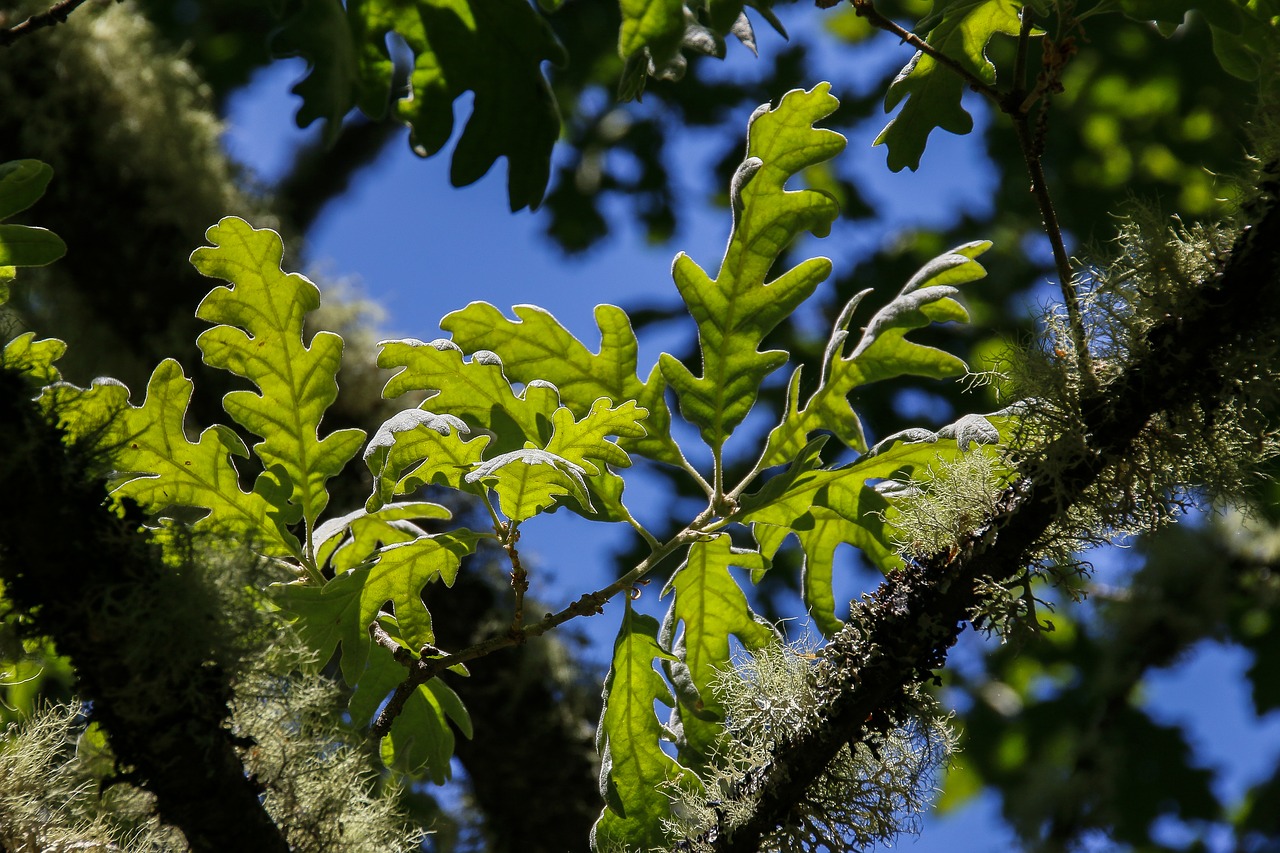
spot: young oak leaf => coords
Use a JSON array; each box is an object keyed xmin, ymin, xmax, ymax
[
  {"xmin": 43, "ymin": 360, "xmax": 300, "ymax": 558},
  {"xmin": 875, "ymin": 0, "xmax": 1023, "ymax": 171},
  {"xmin": 349, "ymin": 638, "xmax": 472, "ymax": 784},
  {"xmin": 378, "ymin": 338, "xmax": 558, "ymax": 455},
  {"xmin": 464, "ymin": 448, "xmax": 591, "ymax": 523},
  {"xmin": 659, "ymin": 84, "xmax": 846, "ymax": 452},
  {"xmin": 761, "ymin": 241, "xmax": 991, "ymax": 468},
  {"xmin": 593, "ymin": 607, "xmax": 693, "ymax": 852},
  {"xmin": 659, "ymin": 535, "xmax": 779, "ymax": 761},
  {"xmin": 543, "ymin": 398, "xmax": 648, "ymax": 520},
  {"xmin": 277, "ymin": 528, "xmax": 485, "ymax": 684},
  {"xmin": 192, "ymin": 217, "xmax": 366, "ymax": 552},
  {"xmin": 313, "ymin": 500, "xmax": 454, "ymax": 572},
  {"xmin": 742, "ymin": 449, "xmax": 898, "ymax": 636},
  {"xmin": 440, "ymin": 302, "xmax": 682, "ymax": 465},
  {"xmin": 363, "ymin": 409, "xmax": 491, "ymax": 512}
]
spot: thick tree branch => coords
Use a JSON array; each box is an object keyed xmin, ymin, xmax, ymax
[
  {"xmin": 702, "ymin": 180, "xmax": 1280, "ymax": 851},
  {"xmin": 0, "ymin": 370, "xmax": 291, "ymax": 853},
  {"xmin": 0, "ymin": 0, "xmax": 92, "ymax": 46}
]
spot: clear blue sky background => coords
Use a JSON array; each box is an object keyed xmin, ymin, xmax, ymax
[{"xmin": 220, "ymin": 23, "xmax": 1280, "ymax": 849}]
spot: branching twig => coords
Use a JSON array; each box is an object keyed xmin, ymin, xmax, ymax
[
  {"xmin": 369, "ymin": 527, "xmax": 700, "ymax": 738},
  {"xmin": 0, "ymin": 0, "xmax": 92, "ymax": 47}
]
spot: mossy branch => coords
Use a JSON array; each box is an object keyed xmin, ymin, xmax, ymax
[
  {"xmin": 0, "ymin": 369, "xmax": 291, "ymax": 853},
  {"xmin": 694, "ymin": 173, "xmax": 1280, "ymax": 852}
]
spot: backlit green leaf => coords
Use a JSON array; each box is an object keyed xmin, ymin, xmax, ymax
[
  {"xmin": 313, "ymin": 501, "xmax": 454, "ymax": 572},
  {"xmin": 593, "ymin": 607, "xmax": 692, "ymax": 851},
  {"xmin": 441, "ymin": 302, "xmax": 681, "ymax": 465},
  {"xmin": 875, "ymin": 0, "xmax": 1023, "ymax": 171},
  {"xmin": 465, "ymin": 448, "xmax": 592, "ymax": 522},
  {"xmin": 364, "ymin": 409, "xmax": 490, "ymax": 511},
  {"xmin": 660, "ymin": 535, "xmax": 779, "ymax": 760},
  {"xmin": 659, "ymin": 84, "xmax": 846, "ymax": 452},
  {"xmin": 278, "ymin": 529, "xmax": 485, "ymax": 683},
  {"xmin": 0, "ymin": 225, "xmax": 65, "ymax": 268},
  {"xmin": 192, "ymin": 217, "xmax": 366, "ymax": 559},
  {"xmin": 544, "ymin": 398, "xmax": 648, "ymax": 520},
  {"xmin": 760, "ymin": 241, "xmax": 990, "ymax": 468},
  {"xmin": 1, "ymin": 333, "xmax": 65, "ymax": 386},
  {"xmin": 378, "ymin": 338, "xmax": 558, "ymax": 454}
]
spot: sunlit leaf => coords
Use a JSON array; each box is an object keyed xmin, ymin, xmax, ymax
[
  {"xmin": 192, "ymin": 217, "xmax": 365, "ymax": 558},
  {"xmin": 441, "ymin": 302, "xmax": 682, "ymax": 465},
  {"xmin": 659, "ymin": 84, "xmax": 846, "ymax": 452},
  {"xmin": 363, "ymin": 409, "xmax": 490, "ymax": 511},
  {"xmin": 660, "ymin": 535, "xmax": 779, "ymax": 760},
  {"xmin": 593, "ymin": 607, "xmax": 693, "ymax": 851},
  {"xmin": 544, "ymin": 398, "xmax": 648, "ymax": 520},
  {"xmin": 760, "ymin": 241, "xmax": 990, "ymax": 467},
  {"xmin": 465, "ymin": 448, "xmax": 592, "ymax": 522}
]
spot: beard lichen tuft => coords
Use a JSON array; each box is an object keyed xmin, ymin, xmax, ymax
[{"xmin": 665, "ymin": 642, "xmax": 956, "ymax": 852}]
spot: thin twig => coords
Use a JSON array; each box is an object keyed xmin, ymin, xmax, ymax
[
  {"xmin": 0, "ymin": 0, "xmax": 91, "ymax": 47},
  {"xmin": 505, "ymin": 529, "xmax": 528, "ymax": 634},
  {"xmin": 369, "ymin": 527, "xmax": 700, "ymax": 738},
  {"xmin": 849, "ymin": 0, "xmax": 1002, "ymax": 106}
]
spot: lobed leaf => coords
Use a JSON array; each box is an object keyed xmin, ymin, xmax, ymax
[
  {"xmin": 465, "ymin": 448, "xmax": 592, "ymax": 522},
  {"xmin": 659, "ymin": 84, "xmax": 847, "ymax": 452},
  {"xmin": 192, "ymin": 217, "xmax": 366, "ymax": 559},
  {"xmin": 43, "ymin": 362, "xmax": 300, "ymax": 556},
  {"xmin": 364, "ymin": 409, "xmax": 490, "ymax": 511},
  {"xmin": 543, "ymin": 398, "xmax": 648, "ymax": 520},
  {"xmin": 660, "ymin": 535, "xmax": 779, "ymax": 760},
  {"xmin": 760, "ymin": 241, "xmax": 990, "ymax": 468},
  {"xmin": 278, "ymin": 529, "xmax": 485, "ymax": 683},
  {"xmin": 349, "ymin": 636, "xmax": 472, "ymax": 784},
  {"xmin": 278, "ymin": 0, "xmax": 565, "ymax": 211},
  {"xmin": 874, "ymin": 0, "xmax": 1023, "ymax": 171},
  {"xmin": 378, "ymin": 338, "xmax": 558, "ymax": 454},
  {"xmin": 593, "ymin": 607, "xmax": 692, "ymax": 851},
  {"xmin": 441, "ymin": 302, "xmax": 682, "ymax": 465},
  {"xmin": 313, "ymin": 500, "xmax": 454, "ymax": 571},
  {"xmin": 741, "ymin": 446, "xmax": 899, "ymax": 635}
]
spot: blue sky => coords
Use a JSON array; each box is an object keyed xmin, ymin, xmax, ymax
[{"xmin": 220, "ymin": 24, "xmax": 1280, "ymax": 851}]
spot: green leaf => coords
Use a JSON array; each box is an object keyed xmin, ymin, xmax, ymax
[
  {"xmin": 342, "ymin": 0, "xmax": 567, "ymax": 211},
  {"xmin": 278, "ymin": 529, "xmax": 484, "ymax": 683},
  {"xmin": 313, "ymin": 500, "xmax": 454, "ymax": 571},
  {"xmin": 659, "ymin": 84, "xmax": 846, "ymax": 452},
  {"xmin": 440, "ymin": 302, "xmax": 682, "ymax": 465},
  {"xmin": 0, "ymin": 224, "xmax": 66, "ymax": 268},
  {"xmin": 742, "ymin": 450, "xmax": 899, "ymax": 635},
  {"xmin": 660, "ymin": 535, "xmax": 779, "ymax": 760},
  {"xmin": 593, "ymin": 607, "xmax": 692, "ymax": 852},
  {"xmin": 875, "ymin": 0, "xmax": 1023, "ymax": 171},
  {"xmin": 0, "ymin": 160, "xmax": 54, "ymax": 220},
  {"xmin": 1, "ymin": 333, "xmax": 65, "ymax": 386},
  {"xmin": 465, "ymin": 448, "xmax": 592, "ymax": 522},
  {"xmin": 192, "ymin": 218, "xmax": 366, "ymax": 548},
  {"xmin": 619, "ymin": 0, "xmax": 685, "ymax": 60},
  {"xmin": 44, "ymin": 360, "xmax": 299, "ymax": 557},
  {"xmin": 272, "ymin": 0, "xmax": 361, "ymax": 145},
  {"xmin": 349, "ymin": 638, "xmax": 471, "ymax": 784},
  {"xmin": 378, "ymin": 338, "xmax": 558, "ymax": 454},
  {"xmin": 543, "ymin": 398, "xmax": 648, "ymax": 520},
  {"xmin": 760, "ymin": 241, "xmax": 990, "ymax": 468},
  {"xmin": 364, "ymin": 409, "xmax": 491, "ymax": 511}
]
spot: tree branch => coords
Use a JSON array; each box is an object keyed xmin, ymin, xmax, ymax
[
  {"xmin": 700, "ymin": 177, "xmax": 1280, "ymax": 851},
  {"xmin": 0, "ymin": 0, "xmax": 92, "ymax": 47}
]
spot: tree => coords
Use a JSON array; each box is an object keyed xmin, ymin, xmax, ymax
[{"xmin": 0, "ymin": 0, "xmax": 1278, "ymax": 851}]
